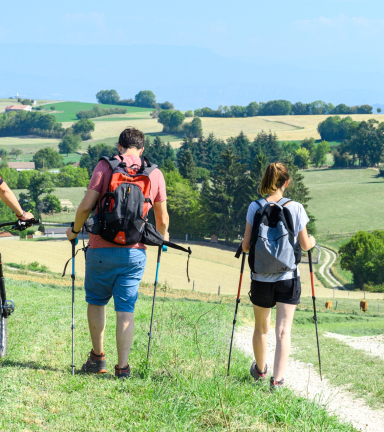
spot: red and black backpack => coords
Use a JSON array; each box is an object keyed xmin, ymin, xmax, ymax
[{"xmin": 84, "ymin": 155, "xmax": 191, "ymax": 257}]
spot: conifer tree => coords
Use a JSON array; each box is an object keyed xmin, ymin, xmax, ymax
[{"xmin": 178, "ymin": 148, "xmax": 197, "ymax": 188}]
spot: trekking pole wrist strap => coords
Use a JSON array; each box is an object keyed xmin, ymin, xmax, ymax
[{"xmin": 71, "ymin": 227, "xmax": 80, "ymax": 235}]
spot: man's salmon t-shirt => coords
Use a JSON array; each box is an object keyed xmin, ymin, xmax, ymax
[{"xmin": 87, "ymin": 155, "xmax": 167, "ymax": 249}]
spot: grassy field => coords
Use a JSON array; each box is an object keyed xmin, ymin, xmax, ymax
[
  {"xmin": 0, "ymin": 277, "xmax": 357, "ymax": 431},
  {"xmin": 303, "ymin": 168, "xmax": 384, "ymax": 234},
  {"xmin": 14, "ymin": 187, "xmax": 86, "ymax": 208},
  {"xmin": 48, "ymin": 102, "xmax": 153, "ymax": 122}
]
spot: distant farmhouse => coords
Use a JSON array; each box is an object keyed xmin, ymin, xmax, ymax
[
  {"xmin": 7, "ymin": 162, "xmax": 35, "ymax": 171},
  {"xmin": 5, "ymin": 105, "xmax": 32, "ymax": 113}
]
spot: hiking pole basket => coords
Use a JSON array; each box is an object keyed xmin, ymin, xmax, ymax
[
  {"xmin": 308, "ymin": 247, "xmax": 323, "ymax": 381},
  {"xmin": 227, "ymin": 243, "xmax": 246, "ymax": 376},
  {"xmin": 146, "ymin": 245, "xmax": 163, "ymax": 368}
]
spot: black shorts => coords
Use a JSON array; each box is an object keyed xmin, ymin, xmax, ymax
[{"xmin": 249, "ymin": 277, "xmax": 301, "ymax": 309}]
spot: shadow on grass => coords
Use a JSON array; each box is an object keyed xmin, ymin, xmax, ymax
[{"xmin": 0, "ymin": 359, "xmax": 61, "ymax": 372}]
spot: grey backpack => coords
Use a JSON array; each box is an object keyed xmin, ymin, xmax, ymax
[{"xmin": 248, "ymin": 198, "xmax": 301, "ymax": 275}]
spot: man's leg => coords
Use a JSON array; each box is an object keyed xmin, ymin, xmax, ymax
[
  {"xmin": 87, "ymin": 304, "xmax": 106, "ymax": 355},
  {"xmin": 116, "ymin": 312, "xmax": 134, "ymax": 368}
]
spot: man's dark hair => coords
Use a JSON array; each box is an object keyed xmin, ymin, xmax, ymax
[{"xmin": 118, "ymin": 127, "xmax": 145, "ymax": 149}]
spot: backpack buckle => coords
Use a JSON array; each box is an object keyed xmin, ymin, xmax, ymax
[{"xmin": 119, "ymin": 162, "xmax": 127, "ymax": 168}]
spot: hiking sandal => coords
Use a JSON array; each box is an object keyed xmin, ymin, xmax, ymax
[
  {"xmin": 81, "ymin": 350, "xmax": 107, "ymax": 374},
  {"xmin": 270, "ymin": 376, "xmax": 284, "ymax": 392},
  {"xmin": 250, "ymin": 362, "xmax": 268, "ymax": 382},
  {"xmin": 115, "ymin": 364, "xmax": 130, "ymax": 379}
]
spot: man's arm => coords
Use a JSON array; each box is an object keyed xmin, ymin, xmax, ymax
[
  {"xmin": 66, "ymin": 189, "xmax": 100, "ymax": 241},
  {"xmin": 153, "ymin": 200, "xmax": 169, "ymax": 241},
  {"xmin": 0, "ymin": 181, "xmax": 34, "ymax": 220}
]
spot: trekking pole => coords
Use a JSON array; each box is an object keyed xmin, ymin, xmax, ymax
[
  {"xmin": 308, "ymin": 246, "xmax": 323, "ymax": 381},
  {"xmin": 146, "ymin": 245, "xmax": 164, "ymax": 367},
  {"xmin": 71, "ymin": 233, "xmax": 78, "ymax": 376},
  {"xmin": 227, "ymin": 243, "xmax": 246, "ymax": 376}
]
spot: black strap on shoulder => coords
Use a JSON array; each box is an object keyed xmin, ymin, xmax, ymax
[{"xmin": 99, "ymin": 155, "xmax": 121, "ymax": 171}]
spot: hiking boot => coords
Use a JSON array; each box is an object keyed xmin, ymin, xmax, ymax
[
  {"xmin": 115, "ymin": 364, "xmax": 131, "ymax": 379},
  {"xmin": 270, "ymin": 376, "xmax": 284, "ymax": 392},
  {"xmin": 250, "ymin": 362, "xmax": 268, "ymax": 382},
  {"xmin": 81, "ymin": 350, "xmax": 107, "ymax": 374}
]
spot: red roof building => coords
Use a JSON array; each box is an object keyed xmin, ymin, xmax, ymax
[{"xmin": 5, "ymin": 105, "xmax": 32, "ymax": 112}]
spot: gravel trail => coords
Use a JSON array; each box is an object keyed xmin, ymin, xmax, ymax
[
  {"xmin": 319, "ymin": 247, "xmax": 345, "ymax": 290},
  {"xmin": 235, "ymin": 326, "xmax": 384, "ymax": 432}
]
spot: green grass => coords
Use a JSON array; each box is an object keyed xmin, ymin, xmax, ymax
[
  {"xmin": 48, "ymin": 102, "xmax": 153, "ymax": 122},
  {"xmin": 0, "ymin": 280, "xmax": 355, "ymax": 431},
  {"xmin": 145, "ymin": 132, "xmax": 184, "ymax": 143},
  {"xmin": 292, "ymin": 313, "xmax": 384, "ymax": 408},
  {"xmin": 91, "ymin": 117, "xmax": 147, "ymax": 122},
  {"xmin": 303, "ymin": 168, "xmax": 384, "ymax": 234}
]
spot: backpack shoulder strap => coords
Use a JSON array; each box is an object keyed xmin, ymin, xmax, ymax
[
  {"xmin": 139, "ymin": 156, "xmax": 158, "ymax": 175},
  {"xmin": 99, "ymin": 155, "xmax": 121, "ymax": 171},
  {"xmin": 278, "ymin": 197, "xmax": 293, "ymax": 207},
  {"xmin": 255, "ymin": 198, "xmax": 268, "ymax": 209}
]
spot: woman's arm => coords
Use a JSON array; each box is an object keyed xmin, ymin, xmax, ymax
[
  {"xmin": 242, "ymin": 222, "xmax": 253, "ymax": 252},
  {"xmin": 298, "ymin": 226, "xmax": 316, "ymax": 251},
  {"xmin": 0, "ymin": 181, "xmax": 34, "ymax": 220}
]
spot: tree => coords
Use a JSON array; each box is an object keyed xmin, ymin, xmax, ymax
[
  {"xmin": 143, "ymin": 136, "xmax": 175, "ymax": 168},
  {"xmin": 158, "ymin": 110, "xmax": 185, "ymax": 133},
  {"xmin": 58, "ymin": 134, "xmax": 82, "ymax": 156},
  {"xmin": 292, "ymin": 102, "xmax": 310, "ymax": 115},
  {"xmin": 72, "ymin": 118, "xmax": 95, "ymax": 139},
  {"xmin": 96, "ymin": 90, "xmax": 120, "ymax": 105},
  {"xmin": 0, "ymin": 166, "xmax": 18, "ymax": 188},
  {"xmin": 227, "ymin": 131, "xmax": 251, "ymax": 166},
  {"xmin": 134, "ymin": 90, "xmax": 157, "ymax": 108},
  {"xmin": 294, "ymin": 148, "xmax": 311, "ymax": 169},
  {"xmin": 184, "ymin": 110, "xmax": 194, "ymax": 117},
  {"xmin": 42, "ymin": 194, "xmax": 62, "ymax": 214},
  {"xmin": 339, "ymin": 230, "xmax": 384, "ymax": 289},
  {"xmin": 79, "ymin": 143, "xmax": 116, "ymax": 176},
  {"xmin": 281, "ymin": 141, "xmax": 300, "ymax": 157},
  {"xmin": 258, "ymin": 100, "xmax": 292, "ymax": 116},
  {"xmin": 9, "ymin": 148, "xmax": 22, "ymax": 158},
  {"xmin": 50, "ymin": 106, "xmax": 55, "ymax": 111},
  {"xmin": 313, "ymin": 141, "xmax": 330, "ymax": 167},
  {"xmin": 178, "ymin": 149, "xmax": 197, "ymax": 188},
  {"xmin": 183, "ymin": 117, "xmax": 203, "ymax": 138},
  {"xmin": 158, "ymin": 101, "xmax": 174, "ymax": 110},
  {"xmin": 301, "ymin": 137, "xmax": 316, "ymax": 161},
  {"xmin": 251, "ymin": 131, "xmax": 283, "ymax": 163},
  {"xmin": 246, "ymin": 102, "xmax": 260, "ymax": 117},
  {"xmin": 17, "ymin": 169, "xmax": 38, "ymax": 188},
  {"xmin": 55, "ymin": 165, "xmax": 89, "ymax": 187},
  {"xmin": 33, "ymin": 147, "xmax": 64, "ymax": 169},
  {"xmin": 377, "ymin": 108, "xmax": 382, "ymax": 114},
  {"xmin": 20, "ymin": 171, "xmax": 56, "ymax": 217}
]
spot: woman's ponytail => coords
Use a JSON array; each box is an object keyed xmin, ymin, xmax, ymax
[{"xmin": 260, "ymin": 162, "xmax": 290, "ymax": 195}]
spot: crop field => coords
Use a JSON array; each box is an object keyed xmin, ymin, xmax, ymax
[{"xmin": 303, "ymin": 168, "xmax": 384, "ymax": 234}]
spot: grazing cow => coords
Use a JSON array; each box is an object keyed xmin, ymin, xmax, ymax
[
  {"xmin": 325, "ymin": 300, "xmax": 332, "ymax": 310},
  {"xmin": 360, "ymin": 300, "xmax": 368, "ymax": 313}
]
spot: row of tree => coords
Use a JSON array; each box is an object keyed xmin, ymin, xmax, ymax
[
  {"xmin": 76, "ymin": 105, "xmax": 126, "ymax": 119},
  {"xmin": 96, "ymin": 90, "xmax": 173, "ymax": 110},
  {"xmin": 193, "ymin": 101, "xmax": 375, "ymax": 118},
  {"xmin": 0, "ymin": 163, "xmax": 89, "ymax": 189}
]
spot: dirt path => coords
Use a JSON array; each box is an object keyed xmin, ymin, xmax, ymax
[
  {"xmin": 325, "ymin": 333, "xmax": 384, "ymax": 361},
  {"xmin": 235, "ymin": 326, "xmax": 384, "ymax": 432},
  {"xmin": 319, "ymin": 247, "xmax": 346, "ymax": 290}
]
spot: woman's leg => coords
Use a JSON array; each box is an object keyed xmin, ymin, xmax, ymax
[
  {"xmin": 273, "ymin": 302, "xmax": 296, "ymax": 381},
  {"xmin": 252, "ymin": 305, "xmax": 271, "ymax": 371}
]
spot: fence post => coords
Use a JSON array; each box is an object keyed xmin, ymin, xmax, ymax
[
  {"xmin": 364, "ymin": 291, "xmax": 366, "ymax": 299},
  {"xmin": 218, "ymin": 286, "xmax": 220, "ymax": 295},
  {"xmin": 333, "ymin": 288, "xmax": 335, "ymax": 298},
  {"xmin": 192, "ymin": 281, "xmax": 195, "ymax": 292},
  {"xmin": 348, "ymin": 291, "xmax": 350, "ymax": 299},
  {"xmin": 336, "ymin": 301, "xmax": 338, "ymax": 310}
]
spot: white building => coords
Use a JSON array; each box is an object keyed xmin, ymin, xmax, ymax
[{"xmin": 5, "ymin": 105, "xmax": 32, "ymax": 113}]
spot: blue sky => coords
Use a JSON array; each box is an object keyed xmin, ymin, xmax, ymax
[{"xmin": 1, "ymin": 0, "xmax": 383, "ymax": 107}]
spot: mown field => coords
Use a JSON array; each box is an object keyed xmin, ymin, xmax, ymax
[
  {"xmin": 14, "ymin": 187, "xmax": 86, "ymax": 208},
  {"xmin": 48, "ymin": 101, "xmax": 153, "ymax": 122},
  {"xmin": 0, "ymin": 277, "xmax": 358, "ymax": 431},
  {"xmin": 303, "ymin": 168, "xmax": 384, "ymax": 234}
]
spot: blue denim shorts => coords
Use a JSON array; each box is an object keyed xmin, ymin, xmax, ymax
[{"xmin": 84, "ymin": 247, "xmax": 147, "ymax": 313}]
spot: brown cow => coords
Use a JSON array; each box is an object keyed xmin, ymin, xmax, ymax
[
  {"xmin": 325, "ymin": 300, "xmax": 332, "ymax": 310},
  {"xmin": 360, "ymin": 300, "xmax": 368, "ymax": 313}
]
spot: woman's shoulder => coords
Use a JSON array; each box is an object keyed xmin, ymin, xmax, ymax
[{"xmin": 285, "ymin": 200, "xmax": 305, "ymax": 214}]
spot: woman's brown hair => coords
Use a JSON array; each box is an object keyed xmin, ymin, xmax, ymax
[{"xmin": 260, "ymin": 162, "xmax": 290, "ymax": 195}]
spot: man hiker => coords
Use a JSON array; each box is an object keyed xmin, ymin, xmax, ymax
[
  {"xmin": 66, "ymin": 127, "xmax": 169, "ymax": 378},
  {"xmin": 0, "ymin": 177, "xmax": 34, "ymax": 221}
]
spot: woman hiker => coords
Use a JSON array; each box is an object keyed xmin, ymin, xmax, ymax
[{"xmin": 241, "ymin": 162, "xmax": 316, "ymax": 391}]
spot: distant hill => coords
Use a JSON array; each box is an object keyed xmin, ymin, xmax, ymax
[{"xmin": 1, "ymin": 43, "xmax": 384, "ymax": 110}]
